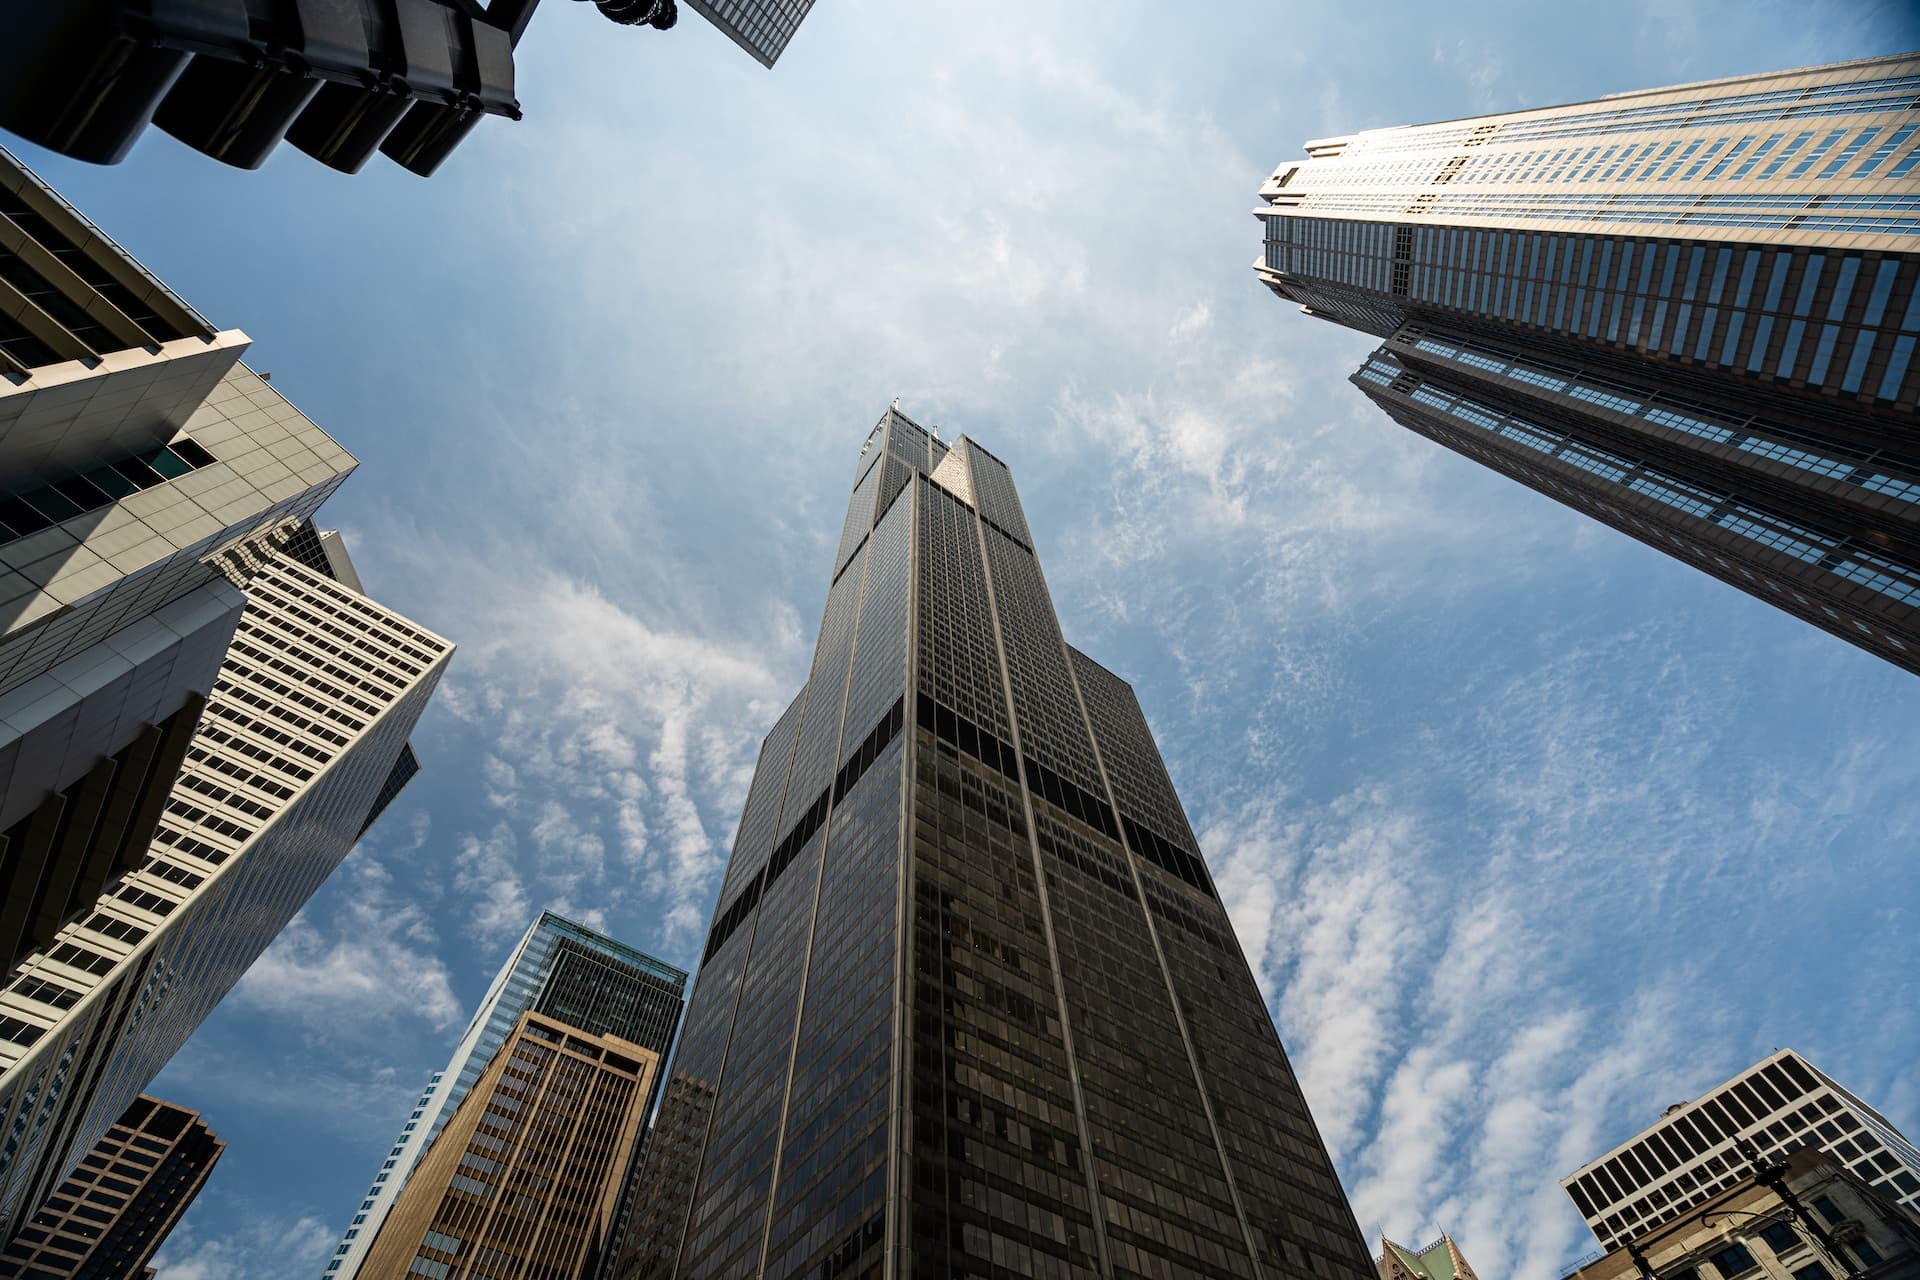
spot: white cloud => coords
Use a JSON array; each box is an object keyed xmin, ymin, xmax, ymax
[
  {"xmin": 151, "ymin": 1210, "xmax": 334, "ymax": 1280},
  {"xmin": 232, "ymin": 853, "xmax": 461, "ymax": 1037}
]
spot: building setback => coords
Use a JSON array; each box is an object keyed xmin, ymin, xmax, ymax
[
  {"xmin": 614, "ymin": 408, "xmax": 1370, "ymax": 1280},
  {"xmin": 326, "ymin": 912, "xmax": 687, "ymax": 1280},
  {"xmin": 0, "ymin": 1093, "xmax": 222, "ymax": 1278},
  {"xmin": 1254, "ymin": 55, "xmax": 1920, "ymax": 675},
  {"xmin": 356, "ymin": 1010, "xmax": 660, "ymax": 1280},
  {"xmin": 1561, "ymin": 1049, "xmax": 1920, "ymax": 1252}
]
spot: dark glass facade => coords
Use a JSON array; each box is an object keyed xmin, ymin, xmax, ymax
[
  {"xmin": 1256, "ymin": 56, "xmax": 1920, "ymax": 675},
  {"xmin": 0, "ymin": 1093, "xmax": 221, "ymax": 1277},
  {"xmin": 615, "ymin": 410, "xmax": 1370, "ymax": 1280}
]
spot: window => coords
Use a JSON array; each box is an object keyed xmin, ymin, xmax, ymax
[
  {"xmin": 1758, "ymin": 1221, "xmax": 1800, "ymax": 1252},
  {"xmin": 1852, "ymin": 1242, "xmax": 1883, "ymax": 1268},
  {"xmin": 1709, "ymin": 1244, "xmax": 1758, "ymax": 1277},
  {"xmin": 1791, "ymin": 1265, "xmax": 1831, "ymax": 1280}
]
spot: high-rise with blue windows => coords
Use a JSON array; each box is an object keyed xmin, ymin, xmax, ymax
[
  {"xmin": 1255, "ymin": 54, "xmax": 1920, "ymax": 674},
  {"xmin": 323, "ymin": 911, "xmax": 687, "ymax": 1280}
]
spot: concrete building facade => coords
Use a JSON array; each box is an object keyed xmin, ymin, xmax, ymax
[
  {"xmin": 0, "ymin": 546, "xmax": 452, "ymax": 1238},
  {"xmin": 0, "ymin": 143, "xmax": 451, "ymax": 1245},
  {"xmin": 1562, "ymin": 1147, "xmax": 1920, "ymax": 1280}
]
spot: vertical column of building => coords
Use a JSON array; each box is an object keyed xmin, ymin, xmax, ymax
[
  {"xmin": 674, "ymin": 540, "xmax": 865, "ymax": 1276},
  {"xmin": 756, "ymin": 463, "xmax": 911, "ymax": 1279},
  {"xmin": 1073, "ymin": 652, "xmax": 1372, "ymax": 1278},
  {"xmin": 965, "ymin": 443, "xmax": 1268, "ymax": 1279},
  {"xmin": 629, "ymin": 410, "xmax": 912, "ymax": 1280},
  {"xmin": 615, "ymin": 689, "xmax": 805, "ymax": 1280},
  {"xmin": 901, "ymin": 447, "xmax": 1110, "ymax": 1278}
]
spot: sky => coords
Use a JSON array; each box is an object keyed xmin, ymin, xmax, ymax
[{"xmin": 9, "ymin": 1, "xmax": 1920, "ymax": 1276}]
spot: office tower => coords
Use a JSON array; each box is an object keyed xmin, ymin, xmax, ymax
[
  {"xmin": 1560, "ymin": 1049, "xmax": 1920, "ymax": 1251},
  {"xmin": 1, "ymin": 0, "xmax": 818, "ymax": 178},
  {"xmin": 1254, "ymin": 55, "xmax": 1920, "ymax": 675},
  {"xmin": 0, "ymin": 1093, "xmax": 222, "ymax": 1278},
  {"xmin": 326, "ymin": 912, "xmax": 687, "ymax": 1279},
  {"xmin": 615, "ymin": 408, "xmax": 1369, "ymax": 1280},
  {"xmin": 685, "ymin": 0, "xmax": 818, "ymax": 68},
  {"xmin": 0, "ymin": 142, "xmax": 448, "ymax": 1244},
  {"xmin": 1, "ymin": 144, "xmax": 350, "ymax": 863},
  {"xmin": 356, "ymin": 1010, "xmax": 659, "ymax": 1280},
  {"xmin": 1378, "ymin": 1234, "xmax": 1481, "ymax": 1280},
  {"xmin": 1, "ymin": 142, "xmax": 355, "ymax": 976},
  {"xmin": 0, "ymin": 544, "xmax": 453, "ymax": 1241},
  {"xmin": 1561, "ymin": 1147, "xmax": 1920, "ymax": 1280}
]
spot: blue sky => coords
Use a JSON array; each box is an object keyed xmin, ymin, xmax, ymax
[{"xmin": 11, "ymin": 1, "xmax": 1920, "ymax": 1275}]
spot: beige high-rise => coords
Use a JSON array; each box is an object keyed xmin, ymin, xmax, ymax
[{"xmin": 359, "ymin": 1009, "xmax": 658, "ymax": 1280}]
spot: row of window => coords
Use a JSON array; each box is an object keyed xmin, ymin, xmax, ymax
[
  {"xmin": 1296, "ymin": 189, "xmax": 1920, "ymax": 237},
  {"xmin": 0, "ymin": 436, "xmax": 219, "ymax": 545},
  {"xmin": 1404, "ymin": 333, "xmax": 1918, "ymax": 500},
  {"xmin": 1342, "ymin": 70, "xmax": 1920, "ymax": 157},
  {"xmin": 1399, "ymin": 379, "xmax": 1920, "ymax": 607},
  {"xmin": 1277, "ymin": 215, "xmax": 1920, "ymax": 387},
  {"xmin": 1448, "ymin": 123, "xmax": 1920, "ymax": 189}
]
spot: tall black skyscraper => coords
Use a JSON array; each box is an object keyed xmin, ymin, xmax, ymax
[
  {"xmin": 1255, "ymin": 55, "xmax": 1920, "ymax": 674},
  {"xmin": 615, "ymin": 409, "xmax": 1369, "ymax": 1280}
]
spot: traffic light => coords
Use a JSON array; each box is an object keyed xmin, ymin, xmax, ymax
[{"xmin": 0, "ymin": 0, "xmax": 570, "ymax": 176}]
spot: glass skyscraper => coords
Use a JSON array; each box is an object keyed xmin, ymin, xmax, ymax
[
  {"xmin": 325, "ymin": 911, "xmax": 687, "ymax": 1280},
  {"xmin": 613, "ymin": 409, "xmax": 1369, "ymax": 1280},
  {"xmin": 1254, "ymin": 54, "xmax": 1920, "ymax": 674}
]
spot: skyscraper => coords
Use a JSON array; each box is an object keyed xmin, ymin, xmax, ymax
[
  {"xmin": 0, "ymin": 143, "xmax": 453, "ymax": 1245},
  {"xmin": 615, "ymin": 408, "xmax": 1369, "ymax": 1280},
  {"xmin": 325, "ymin": 911, "xmax": 687, "ymax": 1280},
  {"xmin": 1, "ymin": 145, "xmax": 354, "ymax": 948},
  {"xmin": 356, "ymin": 1010, "xmax": 660, "ymax": 1280},
  {"xmin": 1254, "ymin": 55, "xmax": 1920, "ymax": 674},
  {"xmin": 684, "ymin": 0, "xmax": 818, "ymax": 68},
  {"xmin": 1560, "ymin": 1049, "xmax": 1920, "ymax": 1251},
  {"xmin": 0, "ymin": 539, "xmax": 453, "ymax": 1241},
  {"xmin": 0, "ymin": 1093, "xmax": 223, "ymax": 1278}
]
